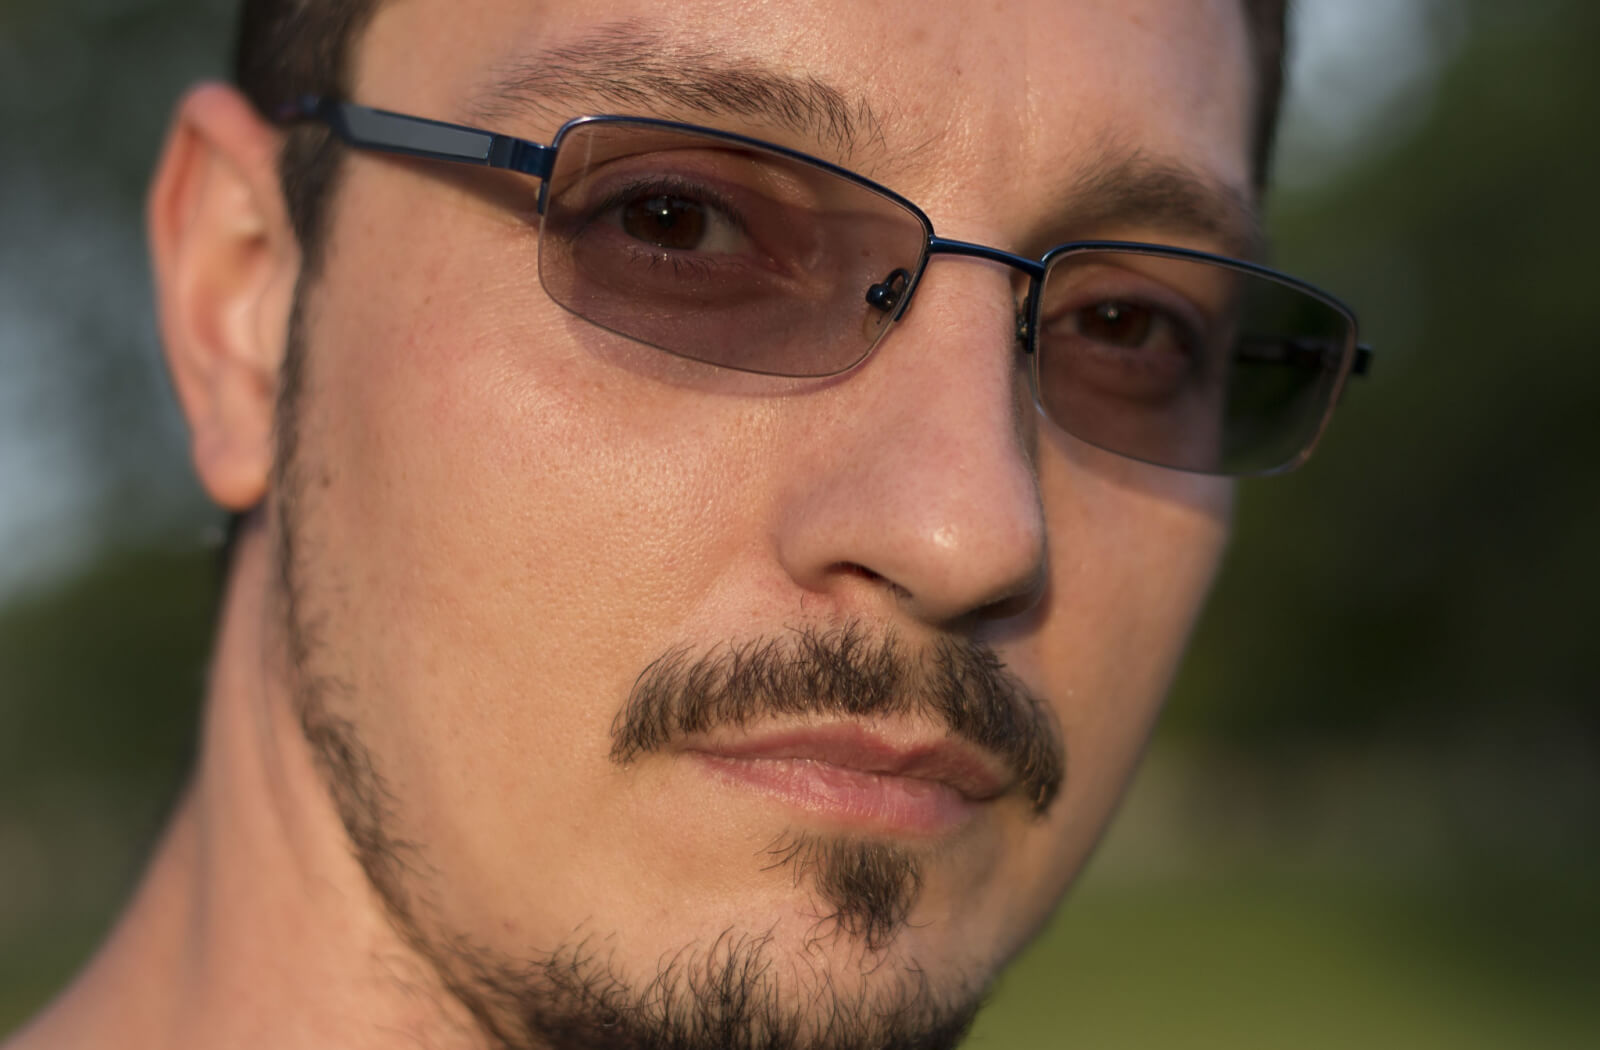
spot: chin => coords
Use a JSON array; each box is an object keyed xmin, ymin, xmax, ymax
[
  {"xmin": 469, "ymin": 903, "xmax": 995, "ymax": 1050},
  {"xmin": 415, "ymin": 827, "xmax": 1017, "ymax": 1050}
]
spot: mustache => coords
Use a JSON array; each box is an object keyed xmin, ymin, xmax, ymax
[{"xmin": 610, "ymin": 623, "xmax": 1064, "ymax": 814}]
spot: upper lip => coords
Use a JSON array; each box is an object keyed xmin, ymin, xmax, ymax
[{"xmin": 681, "ymin": 722, "xmax": 1014, "ymax": 802}]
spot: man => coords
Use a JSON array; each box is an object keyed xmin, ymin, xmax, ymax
[{"xmin": 7, "ymin": 0, "xmax": 1366, "ymax": 1047}]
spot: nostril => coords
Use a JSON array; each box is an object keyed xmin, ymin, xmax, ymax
[{"xmin": 830, "ymin": 561, "xmax": 912, "ymax": 602}]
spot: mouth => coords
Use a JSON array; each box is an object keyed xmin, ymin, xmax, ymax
[{"xmin": 681, "ymin": 723, "xmax": 1013, "ymax": 835}]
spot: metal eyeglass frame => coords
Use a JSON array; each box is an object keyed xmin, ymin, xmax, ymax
[{"xmin": 275, "ymin": 96, "xmax": 1373, "ymax": 475}]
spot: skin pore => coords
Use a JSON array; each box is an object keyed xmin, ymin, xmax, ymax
[{"xmin": 7, "ymin": 0, "xmax": 1252, "ymax": 1047}]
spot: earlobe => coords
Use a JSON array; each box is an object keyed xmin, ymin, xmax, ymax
[{"xmin": 148, "ymin": 82, "xmax": 300, "ymax": 511}]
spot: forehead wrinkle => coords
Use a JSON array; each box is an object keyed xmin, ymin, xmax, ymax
[
  {"xmin": 1061, "ymin": 143, "xmax": 1264, "ymax": 259},
  {"xmin": 463, "ymin": 20, "xmax": 888, "ymax": 165}
]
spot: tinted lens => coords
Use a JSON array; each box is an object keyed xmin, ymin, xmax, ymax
[
  {"xmin": 538, "ymin": 120, "xmax": 928, "ymax": 377},
  {"xmin": 1033, "ymin": 249, "xmax": 1356, "ymax": 475}
]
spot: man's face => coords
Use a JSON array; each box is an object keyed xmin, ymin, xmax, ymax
[{"xmin": 273, "ymin": 0, "xmax": 1249, "ymax": 1043}]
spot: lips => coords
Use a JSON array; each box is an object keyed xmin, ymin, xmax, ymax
[{"xmin": 681, "ymin": 723, "xmax": 1014, "ymax": 834}]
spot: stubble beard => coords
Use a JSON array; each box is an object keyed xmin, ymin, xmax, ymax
[{"xmin": 267, "ymin": 296, "xmax": 1063, "ymax": 1049}]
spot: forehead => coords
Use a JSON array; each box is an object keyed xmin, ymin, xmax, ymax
[{"xmin": 353, "ymin": 0, "xmax": 1254, "ymax": 226}]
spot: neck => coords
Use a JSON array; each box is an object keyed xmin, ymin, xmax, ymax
[{"xmin": 5, "ymin": 524, "xmax": 484, "ymax": 1050}]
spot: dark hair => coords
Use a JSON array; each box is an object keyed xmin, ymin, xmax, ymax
[
  {"xmin": 1241, "ymin": 0, "xmax": 1289, "ymax": 188},
  {"xmin": 233, "ymin": 0, "xmax": 1288, "ymax": 268},
  {"xmin": 234, "ymin": 0, "xmax": 386, "ymax": 276}
]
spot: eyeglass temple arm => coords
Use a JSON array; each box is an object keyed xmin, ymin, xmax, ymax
[
  {"xmin": 1237, "ymin": 336, "xmax": 1374, "ymax": 378},
  {"xmin": 273, "ymin": 96, "xmax": 556, "ymax": 180}
]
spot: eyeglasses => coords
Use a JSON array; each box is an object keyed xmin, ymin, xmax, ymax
[{"xmin": 277, "ymin": 97, "xmax": 1372, "ymax": 476}]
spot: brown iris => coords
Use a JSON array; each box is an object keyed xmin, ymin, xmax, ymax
[
  {"xmin": 1077, "ymin": 301, "xmax": 1153, "ymax": 347},
  {"xmin": 620, "ymin": 195, "xmax": 707, "ymax": 251}
]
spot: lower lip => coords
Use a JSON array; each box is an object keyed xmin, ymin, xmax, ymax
[{"xmin": 688, "ymin": 752, "xmax": 981, "ymax": 835}]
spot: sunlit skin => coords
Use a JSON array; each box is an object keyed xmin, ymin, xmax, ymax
[{"xmin": 7, "ymin": 0, "xmax": 1253, "ymax": 1046}]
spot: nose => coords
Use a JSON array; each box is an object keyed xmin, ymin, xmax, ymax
[{"xmin": 776, "ymin": 263, "xmax": 1048, "ymax": 627}]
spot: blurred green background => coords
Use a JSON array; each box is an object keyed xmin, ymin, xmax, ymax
[{"xmin": 1, "ymin": 0, "xmax": 1595, "ymax": 1045}]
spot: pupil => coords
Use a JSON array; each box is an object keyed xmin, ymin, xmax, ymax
[
  {"xmin": 620, "ymin": 195, "xmax": 707, "ymax": 251},
  {"xmin": 1079, "ymin": 301, "xmax": 1151, "ymax": 347}
]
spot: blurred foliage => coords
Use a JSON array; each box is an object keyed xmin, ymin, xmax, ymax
[
  {"xmin": 2, "ymin": 0, "xmax": 1597, "ymax": 1044},
  {"xmin": 970, "ymin": 871, "xmax": 1600, "ymax": 1049},
  {"xmin": 0, "ymin": 548, "xmax": 210, "ymax": 1023},
  {"xmin": 1172, "ymin": 0, "xmax": 1600, "ymax": 748},
  {"xmin": 0, "ymin": 546, "xmax": 208, "ymax": 801}
]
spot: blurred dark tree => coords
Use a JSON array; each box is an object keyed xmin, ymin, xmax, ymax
[{"xmin": 1170, "ymin": 0, "xmax": 1600, "ymax": 750}]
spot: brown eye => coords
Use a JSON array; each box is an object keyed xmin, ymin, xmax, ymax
[
  {"xmin": 1077, "ymin": 301, "xmax": 1153, "ymax": 347},
  {"xmin": 620, "ymin": 195, "xmax": 707, "ymax": 250}
]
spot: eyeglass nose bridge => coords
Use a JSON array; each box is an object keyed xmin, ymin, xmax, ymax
[{"xmin": 868, "ymin": 236, "xmax": 1050, "ymax": 345}]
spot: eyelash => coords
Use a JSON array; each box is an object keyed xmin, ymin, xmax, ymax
[
  {"xmin": 625, "ymin": 247, "xmax": 723, "ymax": 280},
  {"xmin": 584, "ymin": 174, "xmax": 750, "ymax": 244}
]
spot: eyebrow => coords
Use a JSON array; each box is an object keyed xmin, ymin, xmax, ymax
[
  {"xmin": 1061, "ymin": 148, "xmax": 1265, "ymax": 260},
  {"xmin": 466, "ymin": 22, "xmax": 887, "ymax": 163},
  {"xmin": 465, "ymin": 23, "xmax": 1262, "ymax": 259}
]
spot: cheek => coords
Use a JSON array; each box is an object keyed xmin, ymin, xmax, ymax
[
  {"xmin": 1006, "ymin": 438, "xmax": 1230, "ymax": 903},
  {"xmin": 284, "ymin": 169, "xmax": 768, "ymax": 836},
  {"xmin": 322, "ymin": 170, "xmax": 736, "ymax": 587}
]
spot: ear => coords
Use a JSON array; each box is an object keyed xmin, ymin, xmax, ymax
[{"xmin": 148, "ymin": 82, "xmax": 301, "ymax": 511}]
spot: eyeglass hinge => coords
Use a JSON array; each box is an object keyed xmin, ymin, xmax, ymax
[{"xmin": 485, "ymin": 135, "xmax": 555, "ymax": 179}]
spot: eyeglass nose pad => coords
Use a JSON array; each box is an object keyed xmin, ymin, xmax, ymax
[{"xmin": 864, "ymin": 268, "xmax": 913, "ymax": 315}]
